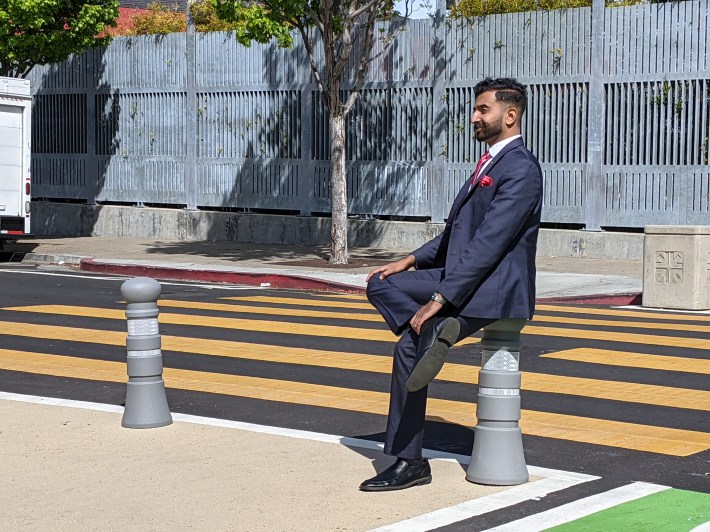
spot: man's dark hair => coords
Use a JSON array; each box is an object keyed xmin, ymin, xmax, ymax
[{"xmin": 473, "ymin": 78, "xmax": 527, "ymax": 116}]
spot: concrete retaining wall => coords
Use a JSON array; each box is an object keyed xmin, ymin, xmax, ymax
[{"xmin": 32, "ymin": 202, "xmax": 644, "ymax": 260}]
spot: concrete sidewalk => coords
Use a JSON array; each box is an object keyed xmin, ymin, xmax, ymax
[
  {"xmin": 0, "ymin": 394, "xmax": 596, "ymax": 531},
  {"xmin": 5, "ymin": 237, "xmax": 643, "ymax": 303}
]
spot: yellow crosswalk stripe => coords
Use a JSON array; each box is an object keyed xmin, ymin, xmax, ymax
[
  {"xmin": 0, "ymin": 348, "xmax": 708, "ymax": 456},
  {"xmin": 534, "ymin": 314, "xmax": 710, "ymax": 334},
  {"xmin": 521, "ymin": 373, "xmax": 710, "ymax": 411},
  {"xmin": 523, "ymin": 324, "xmax": 710, "ymax": 350},
  {"xmin": 223, "ymin": 295, "xmax": 373, "ymax": 309},
  {"xmin": 0, "ymin": 321, "xmax": 708, "ymax": 412},
  {"xmin": 0, "ymin": 321, "xmax": 396, "ymax": 373},
  {"xmin": 536, "ymin": 304, "xmax": 710, "ymax": 322},
  {"xmin": 159, "ymin": 299, "xmax": 382, "ymax": 321},
  {"xmin": 224, "ymin": 298, "xmax": 708, "ymax": 325},
  {"xmin": 15, "ymin": 300, "xmax": 710, "ymax": 350},
  {"xmin": 166, "ymin": 299, "xmax": 710, "ymax": 335},
  {"xmin": 1, "ymin": 305, "xmax": 398, "ymax": 342},
  {"xmin": 0, "ymin": 305, "xmax": 480, "ymax": 346},
  {"xmin": 231, "ymin": 298, "xmax": 710, "ymax": 324},
  {"xmin": 9, "ymin": 300, "xmax": 710, "ymax": 349},
  {"xmin": 543, "ymin": 348, "xmax": 710, "ymax": 375}
]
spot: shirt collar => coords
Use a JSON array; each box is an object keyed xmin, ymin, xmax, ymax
[{"xmin": 488, "ymin": 134, "xmax": 522, "ymax": 158}]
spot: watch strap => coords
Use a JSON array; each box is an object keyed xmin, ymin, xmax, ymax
[{"xmin": 431, "ymin": 292, "xmax": 447, "ymax": 305}]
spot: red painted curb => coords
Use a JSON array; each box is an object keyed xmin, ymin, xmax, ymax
[
  {"xmin": 79, "ymin": 258, "xmax": 366, "ymax": 294},
  {"xmin": 537, "ymin": 292, "xmax": 642, "ymax": 306},
  {"xmin": 79, "ymin": 258, "xmax": 641, "ymax": 305}
]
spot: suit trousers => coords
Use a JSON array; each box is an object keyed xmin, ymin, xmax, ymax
[{"xmin": 366, "ymin": 269, "xmax": 495, "ymax": 459}]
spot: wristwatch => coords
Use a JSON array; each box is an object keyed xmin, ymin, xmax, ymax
[{"xmin": 430, "ymin": 291, "xmax": 447, "ymax": 305}]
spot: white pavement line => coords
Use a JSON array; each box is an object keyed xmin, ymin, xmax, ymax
[
  {"xmin": 172, "ymin": 412, "xmax": 384, "ymax": 449},
  {"xmin": 0, "ymin": 269, "xmax": 126, "ymax": 281},
  {"xmin": 0, "ymin": 391, "xmax": 124, "ymax": 413},
  {"xmin": 369, "ymin": 476, "xmax": 597, "ymax": 532},
  {"xmin": 418, "ymin": 449, "xmax": 600, "ymax": 486},
  {"xmin": 0, "ymin": 269, "xmax": 265, "ymax": 289},
  {"xmin": 484, "ymin": 481, "xmax": 672, "ymax": 531},
  {"xmin": 0, "ymin": 391, "xmax": 386, "ymax": 454},
  {"xmin": 160, "ymin": 283, "xmax": 261, "ymax": 290}
]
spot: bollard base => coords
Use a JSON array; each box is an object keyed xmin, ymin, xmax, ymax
[
  {"xmin": 122, "ymin": 379, "xmax": 173, "ymax": 429},
  {"xmin": 466, "ymin": 426, "xmax": 528, "ymax": 485}
]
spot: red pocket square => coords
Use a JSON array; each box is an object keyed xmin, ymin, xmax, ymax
[{"xmin": 480, "ymin": 175, "xmax": 493, "ymax": 187}]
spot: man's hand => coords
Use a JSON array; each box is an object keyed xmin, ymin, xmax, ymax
[
  {"xmin": 366, "ymin": 255, "xmax": 416, "ymax": 282},
  {"xmin": 409, "ymin": 300, "xmax": 443, "ymax": 335}
]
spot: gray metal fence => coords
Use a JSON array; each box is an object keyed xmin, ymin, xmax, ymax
[{"xmin": 27, "ymin": 0, "xmax": 710, "ymax": 228}]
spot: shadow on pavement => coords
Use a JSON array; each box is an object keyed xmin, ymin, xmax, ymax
[
  {"xmin": 141, "ymin": 240, "xmax": 405, "ymax": 265},
  {"xmin": 347, "ymin": 421, "xmax": 475, "ymax": 475}
]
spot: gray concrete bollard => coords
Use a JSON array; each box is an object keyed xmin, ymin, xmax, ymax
[
  {"xmin": 120, "ymin": 277, "xmax": 172, "ymax": 429},
  {"xmin": 466, "ymin": 318, "xmax": 528, "ymax": 485}
]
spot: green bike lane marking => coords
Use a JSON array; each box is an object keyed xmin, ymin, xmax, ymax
[
  {"xmin": 547, "ymin": 488, "xmax": 710, "ymax": 532},
  {"xmin": 489, "ymin": 483, "xmax": 710, "ymax": 531}
]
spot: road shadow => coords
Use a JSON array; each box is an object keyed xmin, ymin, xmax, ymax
[
  {"xmin": 28, "ymin": 45, "xmax": 119, "ymax": 235},
  {"xmin": 345, "ymin": 419, "xmax": 474, "ymax": 475},
  {"xmin": 138, "ymin": 240, "xmax": 406, "ymax": 264}
]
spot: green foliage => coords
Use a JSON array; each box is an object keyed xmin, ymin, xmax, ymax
[
  {"xmin": 450, "ymin": 0, "xmax": 654, "ymax": 16},
  {"xmin": 0, "ymin": 0, "xmax": 119, "ymax": 77},
  {"xmin": 609, "ymin": 0, "xmax": 646, "ymax": 6},
  {"xmin": 450, "ymin": 0, "xmax": 590, "ymax": 17},
  {"xmin": 131, "ymin": 2, "xmax": 186, "ymax": 35},
  {"xmin": 211, "ymin": 0, "xmax": 307, "ymax": 47},
  {"xmin": 190, "ymin": 0, "xmax": 240, "ymax": 32}
]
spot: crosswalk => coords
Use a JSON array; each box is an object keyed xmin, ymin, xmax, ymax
[{"xmin": 1, "ymin": 289, "xmax": 709, "ymax": 459}]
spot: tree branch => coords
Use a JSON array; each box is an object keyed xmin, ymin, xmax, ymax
[
  {"xmin": 343, "ymin": 6, "xmax": 386, "ymax": 114},
  {"xmin": 303, "ymin": 2, "xmax": 325, "ymax": 34},
  {"xmin": 331, "ymin": 18, "xmax": 354, "ymax": 82},
  {"xmin": 296, "ymin": 25, "xmax": 329, "ymax": 107},
  {"xmin": 347, "ymin": 0, "xmax": 381, "ymax": 21}
]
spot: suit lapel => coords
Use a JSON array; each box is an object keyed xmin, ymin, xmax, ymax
[
  {"xmin": 465, "ymin": 137, "xmax": 524, "ymax": 198},
  {"xmin": 448, "ymin": 138, "xmax": 525, "ymax": 220}
]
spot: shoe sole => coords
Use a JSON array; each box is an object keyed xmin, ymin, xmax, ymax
[
  {"xmin": 406, "ymin": 319, "xmax": 460, "ymax": 393},
  {"xmin": 359, "ymin": 475, "xmax": 433, "ymax": 492}
]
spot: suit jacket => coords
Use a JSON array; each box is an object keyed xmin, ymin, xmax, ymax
[{"xmin": 412, "ymin": 137, "xmax": 543, "ymax": 319}]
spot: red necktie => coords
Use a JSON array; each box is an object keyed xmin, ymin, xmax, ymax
[{"xmin": 470, "ymin": 151, "xmax": 491, "ymax": 189}]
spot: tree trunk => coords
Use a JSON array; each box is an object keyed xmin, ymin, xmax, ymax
[{"xmin": 329, "ymin": 110, "xmax": 349, "ymax": 264}]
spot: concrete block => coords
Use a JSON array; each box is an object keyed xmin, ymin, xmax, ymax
[
  {"xmin": 535, "ymin": 228, "xmax": 644, "ymax": 260},
  {"xmin": 31, "ymin": 201, "xmax": 646, "ymax": 260},
  {"xmin": 643, "ymin": 225, "xmax": 710, "ymax": 310}
]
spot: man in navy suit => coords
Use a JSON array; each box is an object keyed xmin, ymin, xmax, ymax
[{"xmin": 360, "ymin": 78, "xmax": 542, "ymax": 492}]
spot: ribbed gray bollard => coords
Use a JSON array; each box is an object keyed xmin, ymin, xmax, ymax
[
  {"xmin": 120, "ymin": 277, "xmax": 172, "ymax": 429},
  {"xmin": 466, "ymin": 318, "xmax": 528, "ymax": 485}
]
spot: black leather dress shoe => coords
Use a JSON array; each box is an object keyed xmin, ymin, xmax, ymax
[
  {"xmin": 359, "ymin": 458, "xmax": 432, "ymax": 492},
  {"xmin": 406, "ymin": 317, "xmax": 460, "ymax": 392}
]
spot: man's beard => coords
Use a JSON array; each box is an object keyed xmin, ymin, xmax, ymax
[{"xmin": 474, "ymin": 118, "xmax": 503, "ymax": 142}]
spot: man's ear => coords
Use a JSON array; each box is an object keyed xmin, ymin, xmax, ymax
[{"xmin": 504, "ymin": 106, "xmax": 518, "ymax": 128}]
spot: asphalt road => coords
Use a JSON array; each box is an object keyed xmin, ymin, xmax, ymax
[{"xmin": 0, "ymin": 265, "xmax": 708, "ymax": 530}]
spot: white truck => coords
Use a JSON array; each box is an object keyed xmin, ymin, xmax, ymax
[{"xmin": 0, "ymin": 76, "xmax": 32, "ymax": 242}]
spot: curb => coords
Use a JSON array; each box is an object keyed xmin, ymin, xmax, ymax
[
  {"xmin": 537, "ymin": 293, "xmax": 643, "ymax": 306},
  {"xmin": 23, "ymin": 252, "xmax": 86, "ymax": 266},
  {"xmin": 77, "ymin": 258, "xmax": 642, "ymax": 305},
  {"xmin": 79, "ymin": 258, "xmax": 366, "ymax": 294}
]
